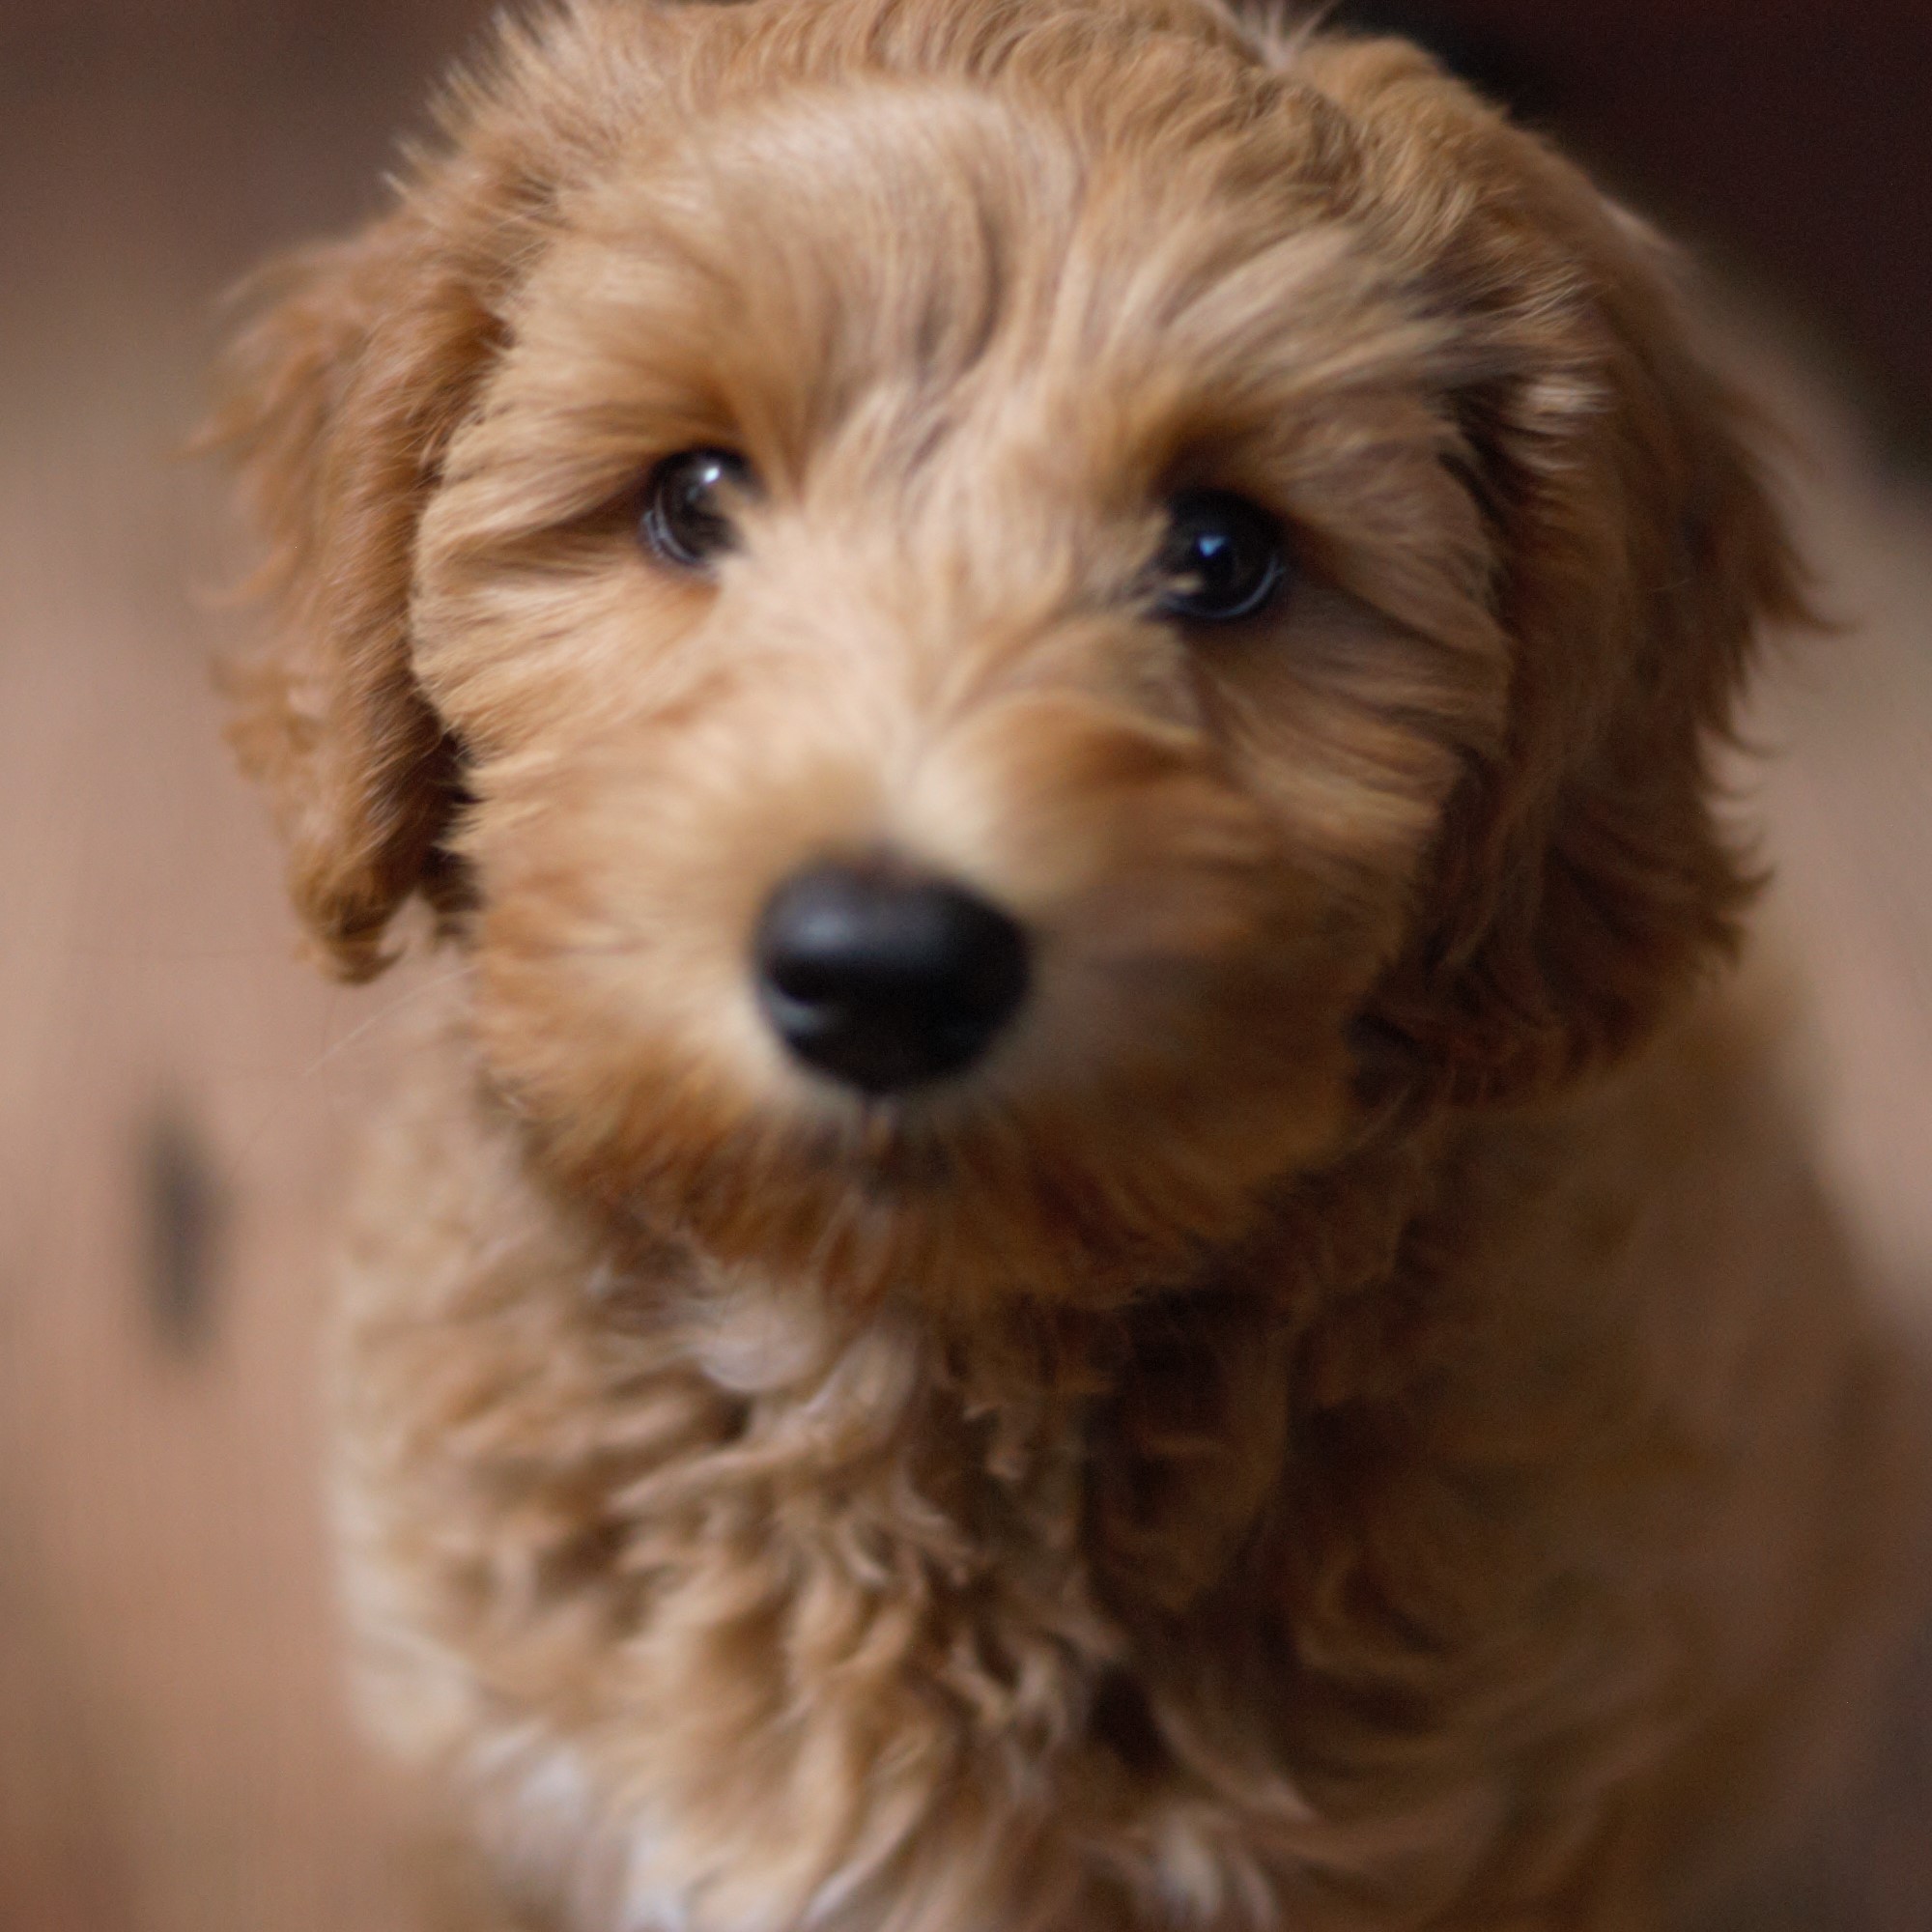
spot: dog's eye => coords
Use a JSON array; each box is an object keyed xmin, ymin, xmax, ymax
[
  {"xmin": 1155, "ymin": 490, "xmax": 1291, "ymax": 624},
  {"xmin": 639, "ymin": 448, "xmax": 754, "ymax": 571}
]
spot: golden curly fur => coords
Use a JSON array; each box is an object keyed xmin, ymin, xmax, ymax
[{"xmin": 213, "ymin": 1, "xmax": 1930, "ymax": 1925}]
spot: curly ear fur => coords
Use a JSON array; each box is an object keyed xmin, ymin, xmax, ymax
[
  {"xmin": 1291, "ymin": 36, "xmax": 1808, "ymax": 1106},
  {"xmin": 214, "ymin": 222, "xmax": 483, "ymax": 979},
  {"xmin": 211, "ymin": 9, "xmax": 644, "ymax": 978}
]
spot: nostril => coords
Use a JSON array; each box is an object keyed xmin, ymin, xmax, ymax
[{"xmin": 754, "ymin": 864, "xmax": 1030, "ymax": 1094}]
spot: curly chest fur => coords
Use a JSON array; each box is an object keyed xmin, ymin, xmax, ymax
[
  {"xmin": 322, "ymin": 1006, "xmax": 1894, "ymax": 1932},
  {"xmin": 336, "ymin": 1047, "xmax": 1311, "ymax": 1929}
]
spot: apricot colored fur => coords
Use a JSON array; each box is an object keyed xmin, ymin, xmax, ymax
[{"xmin": 214, "ymin": 2, "xmax": 1929, "ymax": 1926}]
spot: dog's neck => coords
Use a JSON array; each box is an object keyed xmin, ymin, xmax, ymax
[
  {"xmin": 376, "ymin": 996, "xmax": 1910, "ymax": 1917},
  {"xmin": 582, "ymin": 1104, "xmax": 1464, "ymax": 1622}
]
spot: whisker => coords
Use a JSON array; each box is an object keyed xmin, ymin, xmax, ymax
[{"xmin": 300, "ymin": 960, "xmax": 478, "ymax": 1082}]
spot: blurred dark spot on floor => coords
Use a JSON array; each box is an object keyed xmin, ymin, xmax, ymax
[{"xmin": 141, "ymin": 1100, "xmax": 223, "ymax": 1358}]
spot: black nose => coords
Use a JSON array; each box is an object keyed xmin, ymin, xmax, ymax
[{"xmin": 754, "ymin": 864, "xmax": 1030, "ymax": 1094}]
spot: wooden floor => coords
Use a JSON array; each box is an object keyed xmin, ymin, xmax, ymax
[{"xmin": 1, "ymin": 13, "xmax": 1929, "ymax": 1932}]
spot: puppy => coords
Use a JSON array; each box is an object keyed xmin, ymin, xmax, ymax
[{"xmin": 214, "ymin": 1, "xmax": 1929, "ymax": 1925}]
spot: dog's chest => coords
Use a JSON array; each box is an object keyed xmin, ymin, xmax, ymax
[{"xmin": 343, "ymin": 1227, "xmax": 1166, "ymax": 1927}]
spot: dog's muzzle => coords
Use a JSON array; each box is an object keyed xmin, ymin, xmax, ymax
[{"xmin": 754, "ymin": 861, "xmax": 1030, "ymax": 1095}]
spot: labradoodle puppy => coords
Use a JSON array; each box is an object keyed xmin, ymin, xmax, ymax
[{"xmin": 214, "ymin": 1, "xmax": 1930, "ymax": 1925}]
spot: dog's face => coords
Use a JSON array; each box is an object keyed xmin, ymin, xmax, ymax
[
  {"xmin": 414, "ymin": 45, "xmax": 1496, "ymax": 1302},
  {"xmin": 219, "ymin": 0, "xmax": 1796, "ymax": 1306}
]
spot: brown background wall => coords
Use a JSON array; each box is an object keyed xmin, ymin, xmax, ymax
[{"xmin": 1, "ymin": 5, "xmax": 1927, "ymax": 1928}]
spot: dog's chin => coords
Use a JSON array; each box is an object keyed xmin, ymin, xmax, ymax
[{"xmin": 490, "ymin": 1013, "xmax": 1362, "ymax": 1316}]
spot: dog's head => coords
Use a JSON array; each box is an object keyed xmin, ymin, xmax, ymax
[{"xmin": 217, "ymin": 0, "xmax": 1799, "ymax": 1305}]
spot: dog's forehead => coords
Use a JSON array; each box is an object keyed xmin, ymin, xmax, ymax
[{"xmin": 517, "ymin": 46, "xmax": 1430, "ymax": 499}]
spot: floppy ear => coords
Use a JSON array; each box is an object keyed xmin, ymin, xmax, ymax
[
  {"xmin": 213, "ymin": 212, "xmax": 500, "ymax": 980},
  {"xmin": 1301, "ymin": 38, "xmax": 1807, "ymax": 1106},
  {"xmin": 211, "ymin": 8, "xmax": 644, "ymax": 979}
]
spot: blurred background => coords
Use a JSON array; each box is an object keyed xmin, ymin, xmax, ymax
[{"xmin": 1, "ymin": 1, "xmax": 1928, "ymax": 1926}]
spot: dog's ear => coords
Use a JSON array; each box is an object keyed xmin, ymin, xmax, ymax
[
  {"xmin": 211, "ymin": 12, "xmax": 639, "ymax": 979},
  {"xmin": 1304, "ymin": 38, "xmax": 1807, "ymax": 1106},
  {"xmin": 213, "ymin": 210, "xmax": 498, "ymax": 980}
]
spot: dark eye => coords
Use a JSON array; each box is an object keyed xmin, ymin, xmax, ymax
[
  {"xmin": 639, "ymin": 447, "xmax": 753, "ymax": 571},
  {"xmin": 1155, "ymin": 489, "xmax": 1291, "ymax": 624}
]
